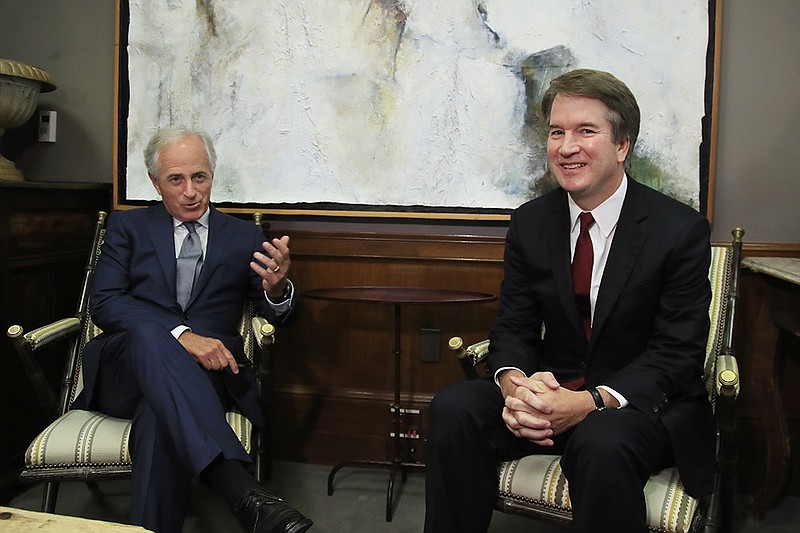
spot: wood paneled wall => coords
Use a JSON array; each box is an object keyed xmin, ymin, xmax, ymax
[{"xmin": 0, "ymin": 182, "xmax": 111, "ymax": 497}]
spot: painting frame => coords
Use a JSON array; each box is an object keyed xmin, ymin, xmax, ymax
[{"xmin": 113, "ymin": 0, "xmax": 721, "ymax": 221}]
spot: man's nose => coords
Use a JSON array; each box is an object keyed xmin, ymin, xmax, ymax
[
  {"xmin": 559, "ymin": 133, "xmax": 580, "ymax": 155},
  {"xmin": 183, "ymin": 181, "xmax": 197, "ymax": 196}
]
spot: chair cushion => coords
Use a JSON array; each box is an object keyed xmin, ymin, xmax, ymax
[
  {"xmin": 26, "ymin": 408, "xmax": 253, "ymax": 469},
  {"xmin": 26, "ymin": 410, "xmax": 132, "ymax": 468},
  {"xmin": 498, "ymin": 456, "xmax": 699, "ymax": 533}
]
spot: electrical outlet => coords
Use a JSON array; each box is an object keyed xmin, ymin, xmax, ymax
[
  {"xmin": 38, "ymin": 110, "xmax": 57, "ymax": 142},
  {"xmin": 420, "ymin": 327, "xmax": 441, "ymax": 362}
]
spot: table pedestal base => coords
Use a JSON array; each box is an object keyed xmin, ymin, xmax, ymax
[
  {"xmin": 304, "ymin": 287, "xmax": 495, "ymax": 523},
  {"xmin": 327, "ymin": 460, "xmax": 425, "ymax": 522}
]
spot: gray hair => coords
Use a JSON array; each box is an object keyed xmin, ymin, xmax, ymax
[{"xmin": 143, "ymin": 126, "xmax": 217, "ymax": 177}]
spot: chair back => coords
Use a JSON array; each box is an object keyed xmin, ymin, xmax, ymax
[
  {"xmin": 60, "ymin": 212, "xmax": 106, "ymax": 414},
  {"xmin": 702, "ymin": 229, "xmax": 744, "ymax": 409},
  {"xmin": 702, "ymin": 245, "xmax": 731, "ymax": 404}
]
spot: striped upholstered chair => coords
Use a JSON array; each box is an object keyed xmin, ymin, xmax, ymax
[
  {"xmin": 6, "ymin": 211, "xmax": 277, "ymax": 514},
  {"xmin": 449, "ymin": 228, "xmax": 744, "ymax": 533}
]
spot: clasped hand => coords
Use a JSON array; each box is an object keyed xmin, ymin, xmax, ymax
[{"xmin": 501, "ymin": 371, "xmax": 592, "ymax": 446}]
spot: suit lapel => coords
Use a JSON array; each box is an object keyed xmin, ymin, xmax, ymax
[
  {"xmin": 186, "ymin": 206, "xmax": 233, "ymax": 308},
  {"xmin": 146, "ymin": 204, "xmax": 179, "ymax": 299},
  {"xmin": 591, "ymin": 180, "xmax": 649, "ymax": 343},
  {"xmin": 547, "ymin": 191, "xmax": 585, "ymax": 339}
]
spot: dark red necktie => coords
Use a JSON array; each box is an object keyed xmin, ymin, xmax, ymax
[{"xmin": 573, "ymin": 212, "xmax": 595, "ymax": 340}]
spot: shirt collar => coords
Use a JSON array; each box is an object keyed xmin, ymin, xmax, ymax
[
  {"xmin": 172, "ymin": 208, "xmax": 210, "ymax": 230},
  {"xmin": 568, "ymin": 175, "xmax": 628, "ymax": 237}
]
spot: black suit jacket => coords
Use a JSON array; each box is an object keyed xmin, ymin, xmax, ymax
[
  {"xmin": 76, "ymin": 204, "xmax": 300, "ymax": 425},
  {"xmin": 487, "ymin": 178, "xmax": 715, "ymax": 497}
]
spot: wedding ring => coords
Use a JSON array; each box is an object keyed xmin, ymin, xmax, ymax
[{"xmin": 272, "ymin": 265, "xmax": 281, "ymax": 273}]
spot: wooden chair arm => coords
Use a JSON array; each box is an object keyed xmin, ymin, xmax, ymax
[
  {"xmin": 448, "ymin": 337, "xmax": 490, "ymax": 365},
  {"xmin": 449, "ymin": 336, "xmax": 490, "ymax": 379},
  {"xmin": 716, "ymin": 353, "xmax": 739, "ymax": 399},
  {"xmin": 252, "ymin": 316, "xmax": 275, "ymax": 348},
  {"xmin": 6, "ymin": 317, "xmax": 81, "ymax": 417},
  {"xmin": 448, "ymin": 336, "xmax": 466, "ymax": 359},
  {"xmin": 7, "ymin": 317, "xmax": 81, "ymax": 352}
]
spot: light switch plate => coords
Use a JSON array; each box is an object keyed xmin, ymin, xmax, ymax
[{"xmin": 38, "ymin": 110, "xmax": 57, "ymax": 142}]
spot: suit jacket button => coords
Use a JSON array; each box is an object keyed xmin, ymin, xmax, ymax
[{"xmin": 183, "ymin": 313, "xmax": 189, "ymax": 320}]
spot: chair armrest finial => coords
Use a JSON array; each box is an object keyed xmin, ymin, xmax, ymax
[{"xmin": 448, "ymin": 336, "xmax": 466, "ymax": 359}]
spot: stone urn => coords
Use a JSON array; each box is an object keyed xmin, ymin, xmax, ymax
[{"xmin": 0, "ymin": 58, "xmax": 57, "ymax": 181}]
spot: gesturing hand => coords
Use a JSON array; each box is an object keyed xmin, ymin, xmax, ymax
[{"xmin": 250, "ymin": 235, "xmax": 292, "ymax": 300}]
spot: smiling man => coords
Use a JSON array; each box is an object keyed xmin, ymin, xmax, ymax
[
  {"xmin": 73, "ymin": 127, "xmax": 312, "ymax": 533},
  {"xmin": 424, "ymin": 70, "xmax": 714, "ymax": 532}
]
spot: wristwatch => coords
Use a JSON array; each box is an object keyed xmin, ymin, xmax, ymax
[
  {"xmin": 587, "ymin": 387, "xmax": 606, "ymax": 411},
  {"xmin": 268, "ymin": 281, "xmax": 292, "ymax": 304}
]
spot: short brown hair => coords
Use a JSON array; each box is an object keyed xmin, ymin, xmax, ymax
[{"xmin": 541, "ymin": 69, "xmax": 640, "ymax": 167}]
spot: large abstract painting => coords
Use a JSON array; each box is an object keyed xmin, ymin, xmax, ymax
[{"xmin": 116, "ymin": 0, "xmax": 718, "ymax": 218}]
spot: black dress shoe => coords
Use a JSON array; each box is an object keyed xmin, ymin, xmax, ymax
[{"xmin": 235, "ymin": 486, "xmax": 313, "ymax": 533}]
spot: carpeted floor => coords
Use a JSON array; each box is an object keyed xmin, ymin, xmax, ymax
[
  {"xmin": 4, "ymin": 461, "xmax": 799, "ymax": 532},
  {"xmin": 3, "ymin": 461, "xmax": 543, "ymax": 533}
]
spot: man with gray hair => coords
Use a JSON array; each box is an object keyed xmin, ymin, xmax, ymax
[{"xmin": 74, "ymin": 126, "xmax": 312, "ymax": 533}]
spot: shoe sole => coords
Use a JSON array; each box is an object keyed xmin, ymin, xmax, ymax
[{"xmin": 287, "ymin": 519, "xmax": 313, "ymax": 533}]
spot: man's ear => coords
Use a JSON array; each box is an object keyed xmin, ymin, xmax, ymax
[
  {"xmin": 149, "ymin": 175, "xmax": 162, "ymax": 196},
  {"xmin": 616, "ymin": 138, "xmax": 631, "ymax": 164}
]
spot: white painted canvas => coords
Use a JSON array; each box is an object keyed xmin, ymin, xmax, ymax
[{"xmin": 123, "ymin": 0, "xmax": 710, "ymax": 213}]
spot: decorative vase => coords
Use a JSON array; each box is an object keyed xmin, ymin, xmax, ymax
[{"xmin": 0, "ymin": 58, "xmax": 56, "ymax": 181}]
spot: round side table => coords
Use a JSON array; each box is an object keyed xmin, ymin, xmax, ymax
[{"xmin": 302, "ymin": 286, "xmax": 496, "ymax": 522}]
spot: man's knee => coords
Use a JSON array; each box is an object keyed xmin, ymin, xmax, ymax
[
  {"xmin": 127, "ymin": 321, "xmax": 173, "ymax": 345},
  {"xmin": 429, "ymin": 379, "xmax": 503, "ymax": 449},
  {"xmin": 430, "ymin": 383, "xmax": 465, "ymax": 421},
  {"xmin": 431, "ymin": 380, "xmax": 492, "ymax": 424},
  {"xmin": 429, "ymin": 387, "xmax": 468, "ymax": 445},
  {"xmin": 123, "ymin": 321, "xmax": 180, "ymax": 359},
  {"xmin": 561, "ymin": 411, "xmax": 661, "ymax": 485}
]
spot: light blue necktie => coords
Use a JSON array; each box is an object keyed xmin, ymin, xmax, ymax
[{"xmin": 176, "ymin": 221, "xmax": 203, "ymax": 309}]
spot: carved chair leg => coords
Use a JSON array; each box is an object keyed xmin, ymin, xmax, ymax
[{"xmin": 42, "ymin": 481, "xmax": 60, "ymax": 513}]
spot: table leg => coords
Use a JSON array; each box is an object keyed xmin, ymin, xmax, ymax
[{"xmin": 326, "ymin": 303, "xmax": 424, "ymax": 522}]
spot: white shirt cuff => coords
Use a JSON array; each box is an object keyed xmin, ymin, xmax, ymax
[
  {"xmin": 264, "ymin": 279, "xmax": 294, "ymax": 315},
  {"xmin": 598, "ymin": 385, "xmax": 628, "ymax": 408},
  {"xmin": 493, "ymin": 366, "xmax": 525, "ymax": 387},
  {"xmin": 171, "ymin": 324, "xmax": 191, "ymax": 339}
]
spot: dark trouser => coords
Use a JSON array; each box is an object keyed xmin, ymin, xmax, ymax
[
  {"xmin": 423, "ymin": 378, "xmax": 673, "ymax": 533},
  {"xmin": 92, "ymin": 321, "xmax": 252, "ymax": 533}
]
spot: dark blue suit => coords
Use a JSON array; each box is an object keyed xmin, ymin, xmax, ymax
[
  {"xmin": 73, "ymin": 204, "xmax": 299, "ymax": 533},
  {"xmin": 425, "ymin": 179, "xmax": 715, "ymax": 532}
]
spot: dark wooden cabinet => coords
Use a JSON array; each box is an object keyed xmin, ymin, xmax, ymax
[{"xmin": 0, "ymin": 181, "xmax": 110, "ymax": 499}]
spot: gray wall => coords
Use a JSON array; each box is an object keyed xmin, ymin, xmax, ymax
[
  {"xmin": 1, "ymin": 0, "xmax": 798, "ymax": 244},
  {"xmin": 713, "ymin": 0, "xmax": 800, "ymax": 244},
  {"xmin": 0, "ymin": 0, "xmax": 115, "ymax": 184}
]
